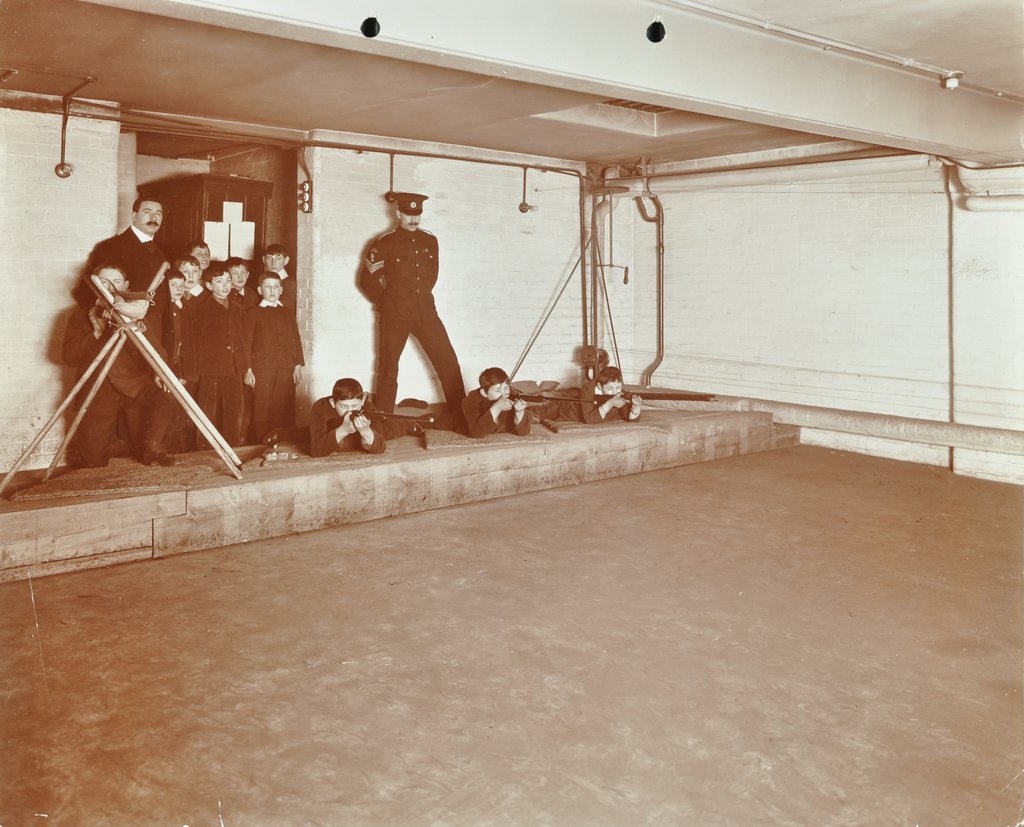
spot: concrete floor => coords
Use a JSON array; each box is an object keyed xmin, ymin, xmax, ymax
[{"xmin": 1, "ymin": 445, "xmax": 1021, "ymax": 826}]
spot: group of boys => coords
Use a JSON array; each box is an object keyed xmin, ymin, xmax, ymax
[
  {"xmin": 64, "ymin": 194, "xmax": 305, "ymax": 467},
  {"xmin": 312, "ymin": 365, "xmax": 642, "ymax": 457},
  {"xmin": 164, "ymin": 242, "xmax": 304, "ymax": 453}
]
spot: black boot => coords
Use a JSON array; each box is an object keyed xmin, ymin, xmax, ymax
[{"xmin": 142, "ymin": 442, "xmax": 177, "ymax": 467}]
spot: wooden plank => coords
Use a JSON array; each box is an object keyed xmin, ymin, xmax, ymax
[
  {"xmin": 0, "ymin": 491, "xmax": 187, "ymax": 568},
  {"xmin": 0, "ymin": 547, "xmax": 153, "ymax": 583},
  {"xmin": 154, "ymin": 412, "xmax": 790, "ymax": 558}
]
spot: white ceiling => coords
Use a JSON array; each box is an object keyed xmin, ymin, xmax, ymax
[{"xmin": 1, "ymin": 0, "xmax": 1021, "ymax": 166}]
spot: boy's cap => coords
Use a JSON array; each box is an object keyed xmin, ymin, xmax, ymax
[{"xmin": 393, "ymin": 192, "xmax": 428, "ymax": 215}]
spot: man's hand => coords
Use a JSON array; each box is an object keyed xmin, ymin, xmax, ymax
[
  {"xmin": 244, "ymin": 368, "xmax": 256, "ymax": 388},
  {"xmin": 292, "ymin": 365, "xmax": 303, "ymax": 384}
]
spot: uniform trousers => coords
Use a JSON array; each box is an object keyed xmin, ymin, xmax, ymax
[{"xmin": 375, "ymin": 312, "xmax": 465, "ymax": 418}]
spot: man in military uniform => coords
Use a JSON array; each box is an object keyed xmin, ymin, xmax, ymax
[{"xmin": 358, "ymin": 192, "xmax": 466, "ymax": 426}]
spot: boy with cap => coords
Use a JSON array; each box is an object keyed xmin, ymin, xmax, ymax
[{"xmin": 358, "ymin": 192, "xmax": 466, "ymax": 428}]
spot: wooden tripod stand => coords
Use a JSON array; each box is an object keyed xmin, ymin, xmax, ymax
[{"xmin": 0, "ymin": 272, "xmax": 243, "ymax": 497}]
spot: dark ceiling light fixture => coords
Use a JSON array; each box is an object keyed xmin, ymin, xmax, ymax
[{"xmin": 647, "ymin": 17, "xmax": 667, "ymax": 43}]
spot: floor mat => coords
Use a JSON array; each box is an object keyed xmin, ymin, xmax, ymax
[{"xmin": 10, "ymin": 453, "xmax": 225, "ymax": 501}]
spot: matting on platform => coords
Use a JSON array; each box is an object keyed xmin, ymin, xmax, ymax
[
  {"xmin": 240, "ymin": 442, "xmax": 400, "ymax": 473},
  {"xmin": 10, "ymin": 453, "xmax": 221, "ymax": 501}
]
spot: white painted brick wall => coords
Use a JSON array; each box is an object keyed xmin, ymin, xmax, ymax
[
  {"xmin": 617, "ymin": 156, "xmax": 1024, "ymax": 482},
  {"xmin": 299, "ymin": 146, "xmax": 585, "ymax": 409},
  {"xmin": 949, "ymin": 202, "xmax": 1024, "ymax": 482},
  {"xmin": 0, "ymin": 109, "xmax": 120, "ymax": 472}
]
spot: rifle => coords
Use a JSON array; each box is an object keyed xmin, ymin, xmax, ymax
[
  {"xmin": 596, "ymin": 390, "xmax": 714, "ymax": 403},
  {"xmin": 511, "ymin": 389, "xmax": 715, "ymax": 405},
  {"xmin": 326, "ymin": 409, "xmax": 435, "ymax": 431}
]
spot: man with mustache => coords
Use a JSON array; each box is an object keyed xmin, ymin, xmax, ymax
[
  {"xmin": 74, "ymin": 196, "xmax": 178, "ymax": 463},
  {"xmin": 84, "ymin": 197, "xmax": 169, "ymax": 304}
]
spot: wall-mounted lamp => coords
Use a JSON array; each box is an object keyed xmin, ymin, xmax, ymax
[
  {"xmin": 518, "ymin": 167, "xmax": 536, "ymax": 213},
  {"xmin": 940, "ymin": 71, "xmax": 964, "ymax": 90}
]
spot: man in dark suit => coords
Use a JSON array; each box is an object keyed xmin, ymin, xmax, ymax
[{"xmin": 83, "ymin": 197, "xmax": 168, "ymax": 304}]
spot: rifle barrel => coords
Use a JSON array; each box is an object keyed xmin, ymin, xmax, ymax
[{"xmin": 513, "ymin": 391, "xmax": 714, "ymax": 404}]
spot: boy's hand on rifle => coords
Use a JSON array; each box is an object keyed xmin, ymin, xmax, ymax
[
  {"xmin": 352, "ymin": 412, "xmax": 374, "ymax": 440},
  {"xmin": 607, "ymin": 393, "xmax": 628, "ymax": 409},
  {"xmin": 490, "ymin": 396, "xmax": 514, "ymax": 421}
]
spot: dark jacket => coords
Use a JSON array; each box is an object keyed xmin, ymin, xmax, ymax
[
  {"xmin": 462, "ymin": 390, "xmax": 531, "ymax": 438},
  {"xmin": 308, "ymin": 396, "xmax": 386, "ymax": 457},
  {"xmin": 357, "ymin": 227, "xmax": 439, "ymax": 320}
]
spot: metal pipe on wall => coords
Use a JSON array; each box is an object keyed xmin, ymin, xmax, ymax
[
  {"xmin": 650, "ymin": 396, "xmax": 1024, "ymax": 456},
  {"xmin": 633, "ymin": 191, "xmax": 665, "ymax": 387},
  {"xmin": 590, "ymin": 197, "xmax": 611, "ymax": 357}
]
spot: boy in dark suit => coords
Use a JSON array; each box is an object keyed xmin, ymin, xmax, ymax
[
  {"xmin": 462, "ymin": 367, "xmax": 530, "ymax": 438},
  {"xmin": 227, "ymin": 256, "xmax": 260, "ymax": 311},
  {"xmin": 183, "ymin": 265, "xmax": 249, "ymax": 446},
  {"xmin": 242, "ymin": 272, "xmax": 305, "ymax": 442}
]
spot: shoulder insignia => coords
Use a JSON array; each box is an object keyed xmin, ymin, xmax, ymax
[{"xmin": 419, "ymin": 228, "xmax": 435, "ymax": 237}]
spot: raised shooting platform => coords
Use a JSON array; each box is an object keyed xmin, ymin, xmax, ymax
[{"xmin": 0, "ymin": 408, "xmax": 798, "ymax": 581}]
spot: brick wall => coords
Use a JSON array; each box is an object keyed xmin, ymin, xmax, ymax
[
  {"xmin": 0, "ymin": 108, "xmax": 120, "ymax": 472},
  {"xmin": 298, "ymin": 145, "xmax": 586, "ymax": 415},
  {"xmin": 614, "ymin": 155, "xmax": 1023, "ymax": 482},
  {"xmin": 948, "ymin": 179, "xmax": 1024, "ymax": 482}
]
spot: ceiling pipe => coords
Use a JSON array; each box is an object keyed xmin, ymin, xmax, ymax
[
  {"xmin": 963, "ymin": 195, "xmax": 1024, "ymax": 211},
  {"xmin": 603, "ymin": 154, "xmax": 934, "ymax": 195}
]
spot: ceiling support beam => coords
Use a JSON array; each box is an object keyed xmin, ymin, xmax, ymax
[{"xmin": 83, "ymin": 0, "xmax": 1024, "ymax": 165}]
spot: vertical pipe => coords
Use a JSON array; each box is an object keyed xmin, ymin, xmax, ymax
[
  {"xmin": 634, "ymin": 191, "xmax": 665, "ymax": 387},
  {"xmin": 579, "ymin": 178, "xmax": 589, "ymax": 352},
  {"xmin": 943, "ymin": 162, "xmax": 956, "ymax": 471}
]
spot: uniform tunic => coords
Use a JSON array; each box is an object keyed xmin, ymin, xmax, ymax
[{"xmin": 358, "ymin": 226, "xmax": 464, "ymax": 417}]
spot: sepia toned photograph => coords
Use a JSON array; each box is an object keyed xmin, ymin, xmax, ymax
[{"xmin": 0, "ymin": 1, "xmax": 1022, "ymax": 824}]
